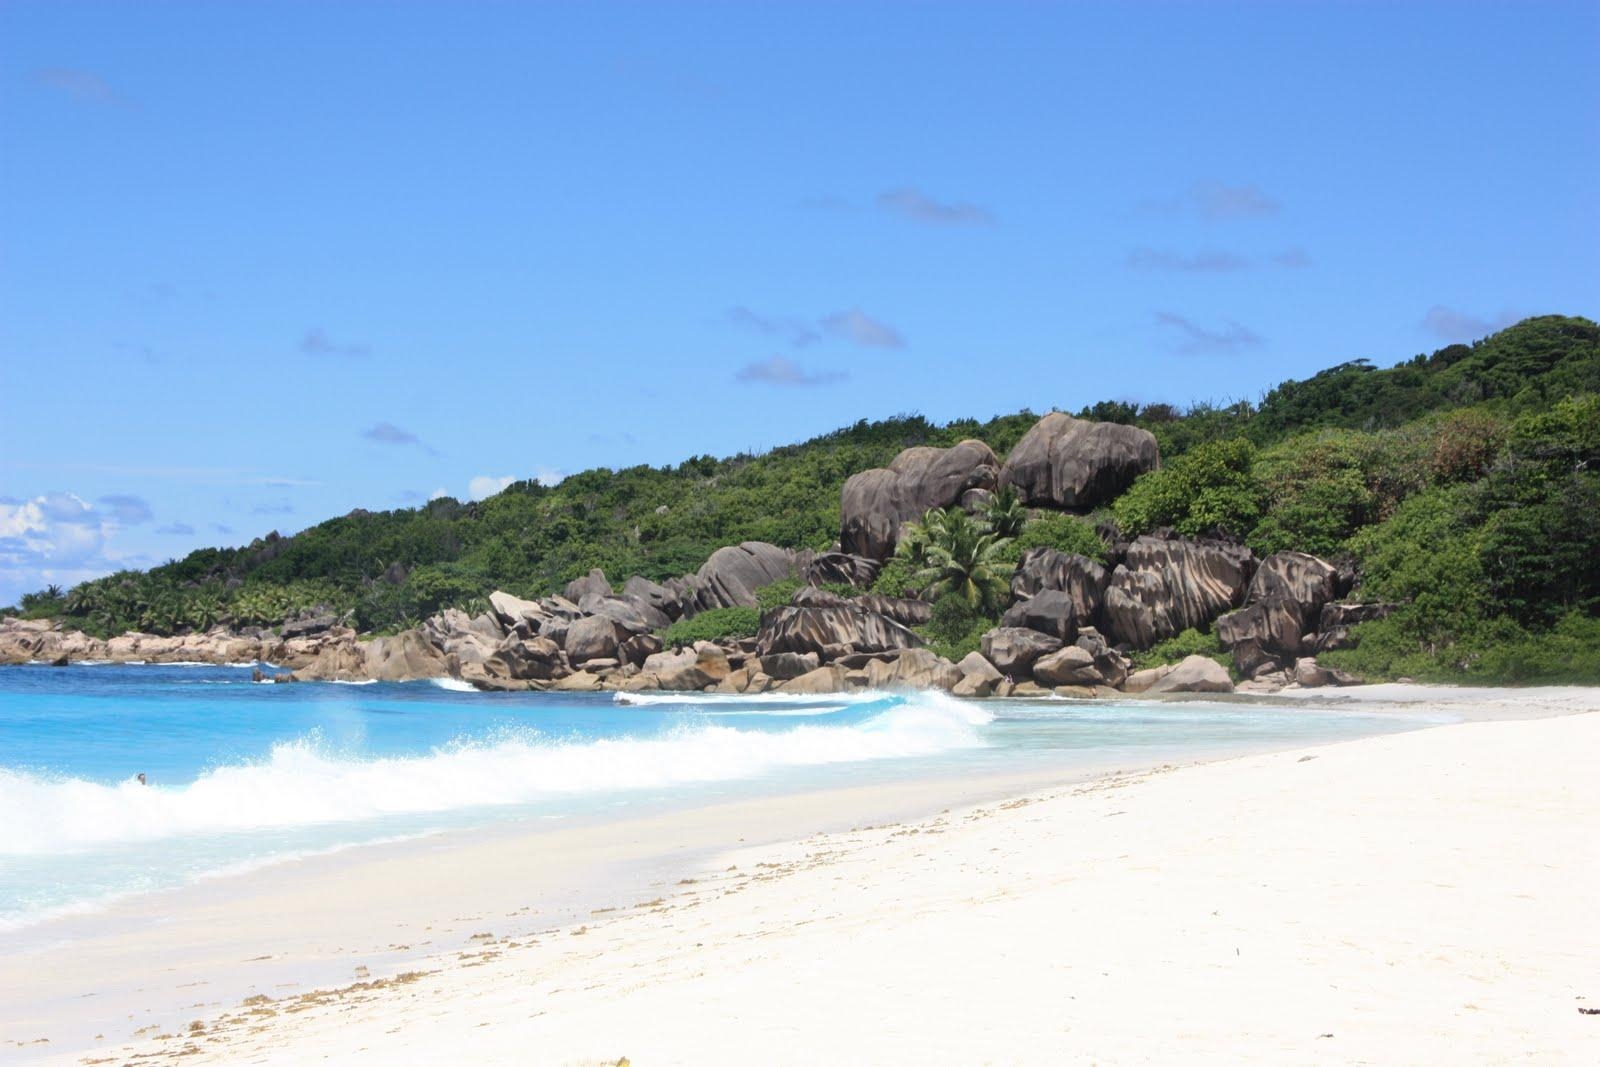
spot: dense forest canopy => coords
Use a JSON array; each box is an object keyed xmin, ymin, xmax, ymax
[{"xmin": 12, "ymin": 315, "xmax": 1600, "ymax": 682}]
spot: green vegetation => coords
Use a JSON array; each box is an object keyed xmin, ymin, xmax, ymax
[
  {"xmin": 918, "ymin": 594, "xmax": 990, "ymax": 663},
  {"xmin": 1008, "ymin": 511, "xmax": 1106, "ymax": 562},
  {"xmin": 660, "ymin": 606, "xmax": 761, "ymax": 648},
  {"xmin": 909, "ymin": 509, "xmax": 1013, "ymax": 614},
  {"xmin": 11, "ymin": 314, "xmax": 1600, "ymax": 683},
  {"xmin": 1127, "ymin": 628, "xmax": 1228, "ymax": 672}
]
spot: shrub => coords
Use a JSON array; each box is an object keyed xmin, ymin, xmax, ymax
[
  {"xmin": 755, "ymin": 578, "xmax": 803, "ymax": 610},
  {"xmin": 1128, "ymin": 628, "xmax": 1226, "ymax": 671},
  {"xmin": 1114, "ymin": 438, "xmax": 1264, "ymax": 539},
  {"xmin": 871, "ymin": 556, "xmax": 919, "ymax": 599},
  {"xmin": 1011, "ymin": 512, "xmax": 1106, "ymax": 561},
  {"xmin": 917, "ymin": 594, "xmax": 991, "ymax": 663},
  {"xmin": 659, "ymin": 606, "xmax": 761, "ymax": 647}
]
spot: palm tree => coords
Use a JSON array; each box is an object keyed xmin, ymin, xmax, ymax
[
  {"xmin": 914, "ymin": 508, "xmax": 1013, "ymax": 613},
  {"xmin": 983, "ymin": 484, "xmax": 1027, "ymax": 539}
]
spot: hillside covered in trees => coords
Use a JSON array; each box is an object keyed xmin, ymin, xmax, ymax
[{"xmin": 12, "ymin": 314, "xmax": 1599, "ymax": 683}]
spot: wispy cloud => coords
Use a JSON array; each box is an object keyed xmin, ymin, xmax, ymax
[
  {"xmin": 1154, "ymin": 312, "xmax": 1263, "ymax": 353},
  {"xmin": 731, "ymin": 306, "xmax": 905, "ymax": 350},
  {"xmin": 96, "ymin": 494, "xmax": 153, "ymax": 525},
  {"xmin": 1144, "ymin": 181, "xmax": 1280, "ymax": 220},
  {"xmin": 361, "ymin": 422, "xmax": 438, "ymax": 455},
  {"xmin": 35, "ymin": 67, "xmax": 131, "ymax": 107},
  {"xmin": 1128, "ymin": 248, "xmax": 1251, "ymax": 273},
  {"xmin": 251, "ymin": 501, "xmax": 294, "ymax": 516},
  {"xmin": 728, "ymin": 306, "xmax": 820, "ymax": 348},
  {"xmin": 877, "ymin": 187, "xmax": 995, "ymax": 226},
  {"xmin": 821, "ymin": 308, "xmax": 905, "ymax": 349},
  {"xmin": 734, "ymin": 356, "xmax": 847, "ymax": 387},
  {"xmin": 1128, "ymin": 246, "xmax": 1311, "ymax": 273},
  {"xmin": 300, "ymin": 328, "xmax": 369, "ymax": 357},
  {"xmin": 212, "ymin": 523, "xmax": 234, "ymax": 536},
  {"xmin": 1421, "ymin": 305, "xmax": 1519, "ymax": 342},
  {"xmin": 157, "ymin": 522, "xmax": 195, "ymax": 536}
]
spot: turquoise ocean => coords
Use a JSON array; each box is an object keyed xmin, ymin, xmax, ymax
[{"xmin": 0, "ymin": 662, "xmax": 1450, "ymax": 933}]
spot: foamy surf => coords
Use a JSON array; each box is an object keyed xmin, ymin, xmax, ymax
[{"xmin": 0, "ymin": 691, "xmax": 991, "ymax": 857}]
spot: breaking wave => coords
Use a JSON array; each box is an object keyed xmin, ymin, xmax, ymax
[{"xmin": 0, "ymin": 691, "xmax": 992, "ymax": 856}]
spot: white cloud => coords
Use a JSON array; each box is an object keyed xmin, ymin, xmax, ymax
[
  {"xmin": 467, "ymin": 475, "xmax": 516, "ymax": 501},
  {"xmin": 429, "ymin": 487, "xmax": 451, "ymax": 501},
  {"xmin": 0, "ymin": 492, "xmax": 127, "ymax": 605}
]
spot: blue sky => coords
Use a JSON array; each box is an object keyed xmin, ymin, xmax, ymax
[{"xmin": 2, "ymin": 0, "xmax": 1597, "ymax": 604}]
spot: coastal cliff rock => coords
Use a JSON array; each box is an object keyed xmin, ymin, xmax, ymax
[
  {"xmin": 563, "ymin": 569, "xmax": 612, "ymax": 604},
  {"xmin": 577, "ymin": 593, "xmax": 671, "ymax": 635},
  {"xmin": 802, "ymin": 552, "xmax": 882, "ymax": 590},
  {"xmin": 1102, "ymin": 535, "xmax": 1255, "ymax": 649},
  {"xmin": 362, "ymin": 630, "xmax": 452, "ymax": 682},
  {"xmin": 1214, "ymin": 596, "xmax": 1304, "ymax": 677},
  {"xmin": 757, "ymin": 604, "xmax": 924, "ymax": 657},
  {"xmin": 1001, "ymin": 589, "xmax": 1083, "ymax": 643},
  {"xmin": 1247, "ymin": 551, "xmax": 1340, "ymax": 629},
  {"xmin": 564, "ymin": 614, "xmax": 625, "ymax": 664},
  {"xmin": 862, "ymin": 648, "xmax": 962, "ymax": 691},
  {"xmin": 980, "ymin": 627, "xmax": 1063, "ymax": 676},
  {"xmin": 839, "ymin": 440, "xmax": 1000, "ymax": 559},
  {"xmin": 694, "ymin": 542, "xmax": 798, "ymax": 609},
  {"xmin": 1000, "ymin": 413, "xmax": 1159, "ymax": 510},
  {"xmin": 1009, "ymin": 548, "xmax": 1110, "ymax": 617}
]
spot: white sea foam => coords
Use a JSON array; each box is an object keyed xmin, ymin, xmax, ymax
[
  {"xmin": 0, "ymin": 692, "xmax": 992, "ymax": 857},
  {"xmin": 429, "ymin": 677, "xmax": 476, "ymax": 693}
]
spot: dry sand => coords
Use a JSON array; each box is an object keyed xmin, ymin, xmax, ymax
[{"xmin": 12, "ymin": 687, "xmax": 1600, "ymax": 1065}]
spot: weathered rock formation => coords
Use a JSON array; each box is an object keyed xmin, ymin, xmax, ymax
[
  {"xmin": 756, "ymin": 604, "xmax": 924, "ymax": 658},
  {"xmin": 1102, "ymin": 535, "xmax": 1255, "ymax": 649},
  {"xmin": 839, "ymin": 440, "xmax": 1000, "ymax": 559},
  {"xmin": 1000, "ymin": 412, "xmax": 1159, "ymax": 509}
]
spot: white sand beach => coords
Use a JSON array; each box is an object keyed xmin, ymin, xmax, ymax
[{"xmin": 11, "ymin": 687, "xmax": 1600, "ymax": 1065}]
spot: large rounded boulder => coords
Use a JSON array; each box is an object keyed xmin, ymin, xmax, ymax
[
  {"xmin": 839, "ymin": 440, "xmax": 1000, "ymax": 559},
  {"xmin": 1000, "ymin": 413, "xmax": 1159, "ymax": 509},
  {"xmin": 695, "ymin": 542, "xmax": 798, "ymax": 609}
]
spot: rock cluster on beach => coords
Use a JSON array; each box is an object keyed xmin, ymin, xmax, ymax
[{"xmin": 0, "ymin": 411, "xmax": 1388, "ymax": 697}]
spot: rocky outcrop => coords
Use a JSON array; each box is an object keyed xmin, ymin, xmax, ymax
[
  {"xmin": 1031, "ymin": 645, "xmax": 1100, "ymax": 686},
  {"xmin": 839, "ymin": 440, "xmax": 1000, "ymax": 559},
  {"xmin": 1009, "ymin": 549, "xmax": 1110, "ymax": 620},
  {"xmin": 695, "ymin": 542, "xmax": 798, "ymax": 609},
  {"xmin": 757, "ymin": 604, "xmax": 923, "ymax": 657},
  {"xmin": 577, "ymin": 593, "xmax": 671, "ymax": 635},
  {"xmin": 1247, "ymin": 551, "xmax": 1339, "ymax": 630},
  {"xmin": 1001, "ymin": 589, "xmax": 1083, "ymax": 643},
  {"xmin": 1214, "ymin": 596, "xmax": 1304, "ymax": 677},
  {"xmin": 564, "ymin": 569, "xmax": 612, "ymax": 604},
  {"xmin": 862, "ymin": 648, "xmax": 962, "ymax": 691},
  {"xmin": 1000, "ymin": 413, "xmax": 1159, "ymax": 510},
  {"xmin": 852, "ymin": 593, "xmax": 932, "ymax": 628},
  {"xmin": 362, "ymin": 630, "xmax": 452, "ymax": 682},
  {"xmin": 1124, "ymin": 654, "xmax": 1234, "ymax": 694},
  {"xmin": 802, "ymin": 552, "xmax": 881, "ymax": 590},
  {"xmin": 952, "ymin": 651, "xmax": 1003, "ymax": 697},
  {"xmin": 980, "ymin": 627, "xmax": 1063, "ymax": 676},
  {"xmin": 1102, "ymin": 536, "xmax": 1255, "ymax": 649},
  {"xmin": 564, "ymin": 614, "xmax": 624, "ymax": 664}
]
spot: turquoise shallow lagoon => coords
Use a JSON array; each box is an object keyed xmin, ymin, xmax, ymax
[{"xmin": 0, "ymin": 663, "xmax": 1451, "ymax": 932}]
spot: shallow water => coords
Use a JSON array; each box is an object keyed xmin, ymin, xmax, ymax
[{"xmin": 0, "ymin": 662, "xmax": 1451, "ymax": 931}]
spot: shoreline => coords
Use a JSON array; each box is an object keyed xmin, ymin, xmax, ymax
[{"xmin": 5, "ymin": 684, "xmax": 1597, "ymax": 1064}]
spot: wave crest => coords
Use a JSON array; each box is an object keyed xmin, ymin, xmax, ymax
[{"xmin": 0, "ymin": 691, "xmax": 991, "ymax": 856}]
